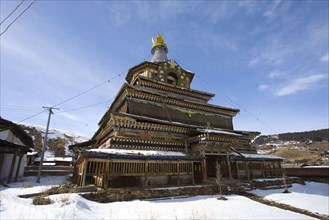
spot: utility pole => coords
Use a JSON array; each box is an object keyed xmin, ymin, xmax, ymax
[{"xmin": 36, "ymin": 106, "xmax": 59, "ymax": 183}]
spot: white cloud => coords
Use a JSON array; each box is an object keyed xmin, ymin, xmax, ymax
[
  {"xmin": 320, "ymin": 53, "xmax": 329, "ymax": 62},
  {"xmin": 59, "ymin": 112, "xmax": 82, "ymax": 122},
  {"xmin": 248, "ymin": 40, "xmax": 289, "ymax": 67},
  {"xmin": 268, "ymin": 71, "xmax": 285, "ymax": 79},
  {"xmin": 258, "ymin": 84, "xmax": 269, "ymax": 91},
  {"xmin": 104, "ymin": 3, "xmax": 132, "ymax": 26},
  {"xmin": 263, "ymin": 0, "xmax": 282, "ymax": 18},
  {"xmin": 275, "ymin": 73, "xmax": 327, "ymax": 96}
]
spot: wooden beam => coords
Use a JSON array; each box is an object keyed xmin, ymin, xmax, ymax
[
  {"xmin": 81, "ymin": 160, "xmax": 88, "ymax": 187},
  {"xmin": 246, "ymin": 162, "xmax": 250, "ymax": 181},
  {"xmin": 192, "ymin": 162, "xmax": 195, "ymax": 185},
  {"xmin": 201, "ymin": 158, "xmax": 207, "ymax": 183},
  {"xmin": 177, "ymin": 160, "xmax": 180, "ymax": 185},
  {"xmin": 104, "ymin": 160, "xmax": 110, "ymax": 189},
  {"xmin": 144, "ymin": 159, "xmax": 149, "ymax": 188},
  {"xmin": 235, "ymin": 162, "xmax": 240, "ymax": 180},
  {"xmin": 261, "ymin": 162, "xmax": 265, "ymax": 178},
  {"xmin": 226, "ymin": 152, "xmax": 232, "ymax": 179}
]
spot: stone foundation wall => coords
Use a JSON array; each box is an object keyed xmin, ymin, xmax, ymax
[
  {"xmin": 82, "ymin": 185, "xmax": 224, "ymax": 203},
  {"xmin": 252, "ymin": 177, "xmax": 304, "ymax": 188}
]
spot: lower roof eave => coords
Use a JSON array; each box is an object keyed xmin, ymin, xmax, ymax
[
  {"xmin": 81, "ymin": 148, "xmax": 204, "ymax": 162},
  {"xmin": 230, "ymin": 152, "xmax": 284, "ymax": 162}
]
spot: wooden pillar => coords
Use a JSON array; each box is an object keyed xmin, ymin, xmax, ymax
[
  {"xmin": 235, "ymin": 162, "xmax": 240, "ymax": 180},
  {"xmin": 144, "ymin": 159, "xmax": 148, "ymax": 188},
  {"xmin": 226, "ymin": 152, "xmax": 233, "ymax": 179},
  {"xmin": 184, "ymin": 140, "xmax": 188, "ymax": 153},
  {"xmin": 81, "ymin": 159, "xmax": 88, "ymax": 187},
  {"xmin": 261, "ymin": 162, "xmax": 265, "ymax": 178},
  {"xmin": 192, "ymin": 162, "xmax": 195, "ymax": 185},
  {"xmin": 177, "ymin": 160, "xmax": 180, "ymax": 185},
  {"xmin": 14, "ymin": 154, "xmax": 23, "ymax": 182},
  {"xmin": 246, "ymin": 162, "xmax": 250, "ymax": 181},
  {"xmin": 7, "ymin": 153, "xmax": 17, "ymax": 184},
  {"xmin": 201, "ymin": 159, "xmax": 207, "ymax": 183},
  {"xmin": 278, "ymin": 162, "xmax": 283, "ymax": 177},
  {"xmin": 104, "ymin": 160, "xmax": 110, "ymax": 189}
]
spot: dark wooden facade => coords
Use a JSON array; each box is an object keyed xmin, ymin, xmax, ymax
[{"xmin": 70, "ymin": 35, "xmax": 283, "ymax": 189}]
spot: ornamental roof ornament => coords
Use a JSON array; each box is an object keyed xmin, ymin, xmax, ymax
[{"xmin": 152, "ymin": 34, "xmax": 167, "ymax": 49}]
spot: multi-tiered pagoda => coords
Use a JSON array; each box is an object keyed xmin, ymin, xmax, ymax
[{"xmin": 70, "ymin": 35, "xmax": 283, "ymax": 189}]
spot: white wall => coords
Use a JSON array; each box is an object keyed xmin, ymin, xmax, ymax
[
  {"xmin": 0, "ymin": 130, "xmax": 25, "ymax": 146},
  {"xmin": 0, "ymin": 154, "xmax": 27, "ymax": 182},
  {"xmin": 0, "ymin": 154, "xmax": 12, "ymax": 181}
]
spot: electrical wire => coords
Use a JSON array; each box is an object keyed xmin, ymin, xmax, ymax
[
  {"xmin": 18, "ymin": 71, "xmax": 125, "ymax": 123},
  {"xmin": 174, "ymin": 57, "xmax": 278, "ymax": 133},
  {"xmin": 18, "ymin": 109, "xmax": 47, "ymax": 123},
  {"xmin": 0, "ymin": 0, "xmax": 25, "ymax": 26},
  {"xmin": 60, "ymin": 99, "xmax": 113, "ymax": 113},
  {"xmin": 52, "ymin": 74, "xmax": 122, "ymax": 108},
  {"xmin": 0, "ymin": 0, "xmax": 37, "ymax": 37}
]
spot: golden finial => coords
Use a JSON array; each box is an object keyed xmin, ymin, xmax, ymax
[{"xmin": 152, "ymin": 34, "xmax": 167, "ymax": 49}]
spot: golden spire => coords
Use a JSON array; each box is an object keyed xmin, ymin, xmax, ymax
[
  {"xmin": 151, "ymin": 34, "xmax": 168, "ymax": 62},
  {"xmin": 152, "ymin": 34, "xmax": 167, "ymax": 50}
]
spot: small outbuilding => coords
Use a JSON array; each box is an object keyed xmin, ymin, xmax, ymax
[{"xmin": 0, "ymin": 117, "xmax": 34, "ymax": 183}]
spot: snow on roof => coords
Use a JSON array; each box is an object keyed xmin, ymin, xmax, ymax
[
  {"xmin": 197, "ymin": 128, "xmax": 242, "ymax": 136},
  {"xmin": 87, "ymin": 149, "xmax": 187, "ymax": 157},
  {"xmin": 303, "ymin": 166, "xmax": 329, "ymax": 168},
  {"xmin": 231, "ymin": 152, "xmax": 283, "ymax": 160},
  {"xmin": 27, "ymin": 151, "xmax": 38, "ymax": 156},
  {"xmin": 34, "ymin": 157, "xmax": 72, "ymax": 162}
]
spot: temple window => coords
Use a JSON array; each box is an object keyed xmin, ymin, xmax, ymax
[
  {"xmin": 151, "ymin": 73, "xmax": 158, "ymax": 80},
  {"xmin": 167, "ymin": 72, "xmax": 178, "ymax": 86}
]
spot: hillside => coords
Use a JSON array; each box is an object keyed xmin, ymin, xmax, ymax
[
  {"xmin": 253, "ymin": 129, "xmax": 329, "ymax": 166},
  {"xmin": 253, "ymin": 129, "xmax": 329, "ymax": 145},
  {"xmin": 19, "ymin": 123, "xmax": 89, "ymax": 157}
]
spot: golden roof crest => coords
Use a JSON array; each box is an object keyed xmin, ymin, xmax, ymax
[{"xmin": 152, "ymin": 34, "xmax": 167, "ymax": 49}]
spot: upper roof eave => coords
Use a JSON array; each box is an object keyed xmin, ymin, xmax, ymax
[
  {"xmin": 134, "ymin": 76, "xmax": 215, "ymax": 98},
  {"xmin": 125, "ymin": 61, "xmax": 158, "ymax": 83}
]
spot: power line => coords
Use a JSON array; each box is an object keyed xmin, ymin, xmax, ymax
[
  {"xmin": 0, "ymin": 0, "xmax": 36, "ymax": 37},
  {"xmin": 18, "ymin": 71, "xmax": 124, "ymax": 123},
  {"xmin": 18, "ymin": 109, "xmax": 47, "ymax": 123},
  {"xmin": 0, "ymin": 0, "xmax": 25, "ymax": 26},
  {"xmin": 53, "ymin": 113, "xmax": 93, "ymax": 137},
  {"xmin": 174, "ymin": 57, "xmax": 278, "ymax": 134},
  {"xmin": 60, "ymin": 99, "xmax": 113, "ymax": 113},
  {"xmin": 52, "ymin": 74, "xmax": 122, "ymax": 108}
]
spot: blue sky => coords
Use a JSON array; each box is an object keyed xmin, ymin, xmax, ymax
[{"xmin": 0, "ymin": 1, "xmax": 328, "ymax": 137}]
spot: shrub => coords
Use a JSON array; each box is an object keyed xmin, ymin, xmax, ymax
[{"xmin": 32, "ymin": 196, "xmax": 53, "ymax": 205}]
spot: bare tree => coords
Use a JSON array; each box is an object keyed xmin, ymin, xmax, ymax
[
  {"xmin": 282, "ymin": 169, "xmax": 291, "ymax": 193},
  {"xmin": 216, "ymin": 159, "xmax": 227, "ymax": 200}
]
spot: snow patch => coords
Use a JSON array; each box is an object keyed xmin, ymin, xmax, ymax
[{"xmin": 87, "ymin": 148, "xmax": 187, "ymax": 157}]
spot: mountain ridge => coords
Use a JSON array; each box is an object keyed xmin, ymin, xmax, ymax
[
  {"xmin": 253, "ymin": 128, "xmax": 329, "ymax": 145},
  {"xmin": 19, "ymin": 123, "xmax": 90, "ymax": 157}
]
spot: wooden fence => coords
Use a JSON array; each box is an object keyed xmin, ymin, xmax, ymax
[{"xmin": 76, "ymin": 158, "xmax": 194, "ymax": 189}]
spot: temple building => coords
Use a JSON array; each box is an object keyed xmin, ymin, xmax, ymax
[{"xmin": 70, "ymin": 35, "xmax": 283, "ymax": 189}]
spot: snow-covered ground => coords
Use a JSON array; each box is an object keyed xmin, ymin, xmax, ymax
[
  {"xmin": 1, "ymin": 176, "xmax": 328, "ymax": 219},
  {"xmin": 252, "ymin": 181, "xmax": 329, "ymax": 216}
]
